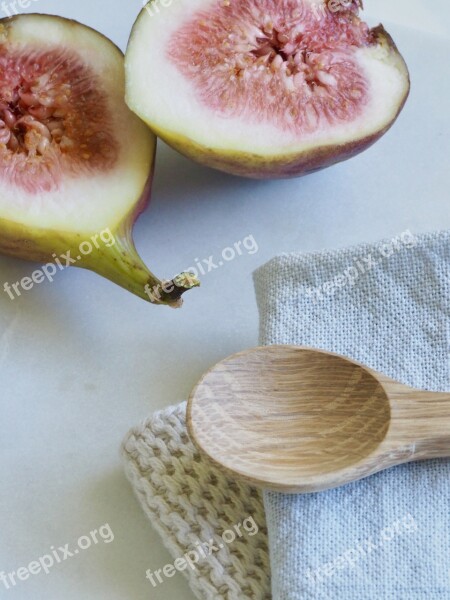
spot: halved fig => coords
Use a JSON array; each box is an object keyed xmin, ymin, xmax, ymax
[
  {"xmin": 0, "ymin": 14, "xmax": 198, "ymax": 306},
  {"xmin": 125, "ymin": 0, "xmax": 410, "ymax": 179}
]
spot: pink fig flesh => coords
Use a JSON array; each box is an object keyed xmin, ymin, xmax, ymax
[
  {"xmin": 126, "ymin": 0, "xmax": 410, "ymax": 178},
  {"xmin": 0, "ymin": 46, "xmax": 118, "ymax": 193}
]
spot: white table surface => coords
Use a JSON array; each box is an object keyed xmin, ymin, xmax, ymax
[{"xmin": 0, "ymin": 1, "xmax": 449, "ymax": 599}]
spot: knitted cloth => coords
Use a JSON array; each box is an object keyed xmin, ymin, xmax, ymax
[
  {"xmin": 122, "ymin": 402, "xmax": 271, "ymax": 599},
  {"xmin": 123, "ymin": 229, "xmax": 450, "ymax": 600}
]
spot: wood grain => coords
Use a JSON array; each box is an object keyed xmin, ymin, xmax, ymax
[{"xmin": 187, "ymin": 346, "xmax": 450, "ymax": 493}]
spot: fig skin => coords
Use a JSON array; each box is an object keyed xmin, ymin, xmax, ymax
[
  {"xmin": 126, "ymin": 10, "xmax": 410, "ymax": 179},
  {"xmin": 0, "ymin": 14, "xmax": 199, "ymax": 306},
  {"xmin": 0, "ymin": 170, "xmax": 171, "ymax": 305}
]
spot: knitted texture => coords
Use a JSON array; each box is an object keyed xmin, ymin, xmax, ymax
[
  {"xmin": 253, "ymin": 229, "xmax": 450, "ymax": 600},
  {"xmin": 122, "ymin": 402, "xmax": 271, "ymax": 599}
]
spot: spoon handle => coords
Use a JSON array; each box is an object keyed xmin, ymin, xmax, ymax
[{"xmin": 385, "ymin": 381, "xmax": 450, "ymax": 459}]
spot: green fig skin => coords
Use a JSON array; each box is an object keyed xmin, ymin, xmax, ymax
[{"xmin": 0, "ymin": 176, "xmax": 199, "ymax": 307}]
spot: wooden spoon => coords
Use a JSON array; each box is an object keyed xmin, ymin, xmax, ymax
[{"xmin": 187, "ymin": 346, "xmax": 450, "ymax": 493}]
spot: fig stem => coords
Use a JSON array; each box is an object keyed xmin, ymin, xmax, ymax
[{"xmin": 79, "ymin": 234, "xmax": 200, "ymax": 307}]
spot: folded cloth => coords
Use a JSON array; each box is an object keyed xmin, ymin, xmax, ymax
[
  {"xmin": 253, "ymin": 229, "xmax": 450, "ymax": 600},
  {"xmin": 122, "ymin": 402, "xmax": 271, "ymax": 599},
  {"xmin": 123, "ymin": 229, "xmax": 450, "ymax": 600}
]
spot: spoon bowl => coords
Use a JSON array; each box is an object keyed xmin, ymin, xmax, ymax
[{"xmin": 187, "ymin": 346, "xmax": 450, "ymax": 493}]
